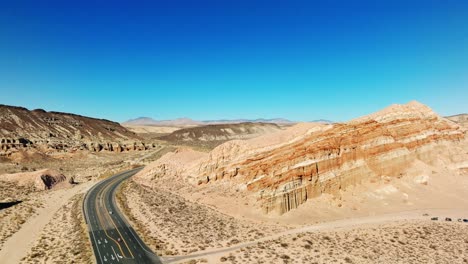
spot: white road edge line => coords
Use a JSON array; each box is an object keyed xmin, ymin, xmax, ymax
[
  {"xmin": 110, "ymin": 170, "xmax": 157, "ymax": 258},
  {"xmin": 85, "ymin": 170, "xmax": 139, "ymax": 263},
  {"xmin": 84, "ymin": 183, "xmax": 104, "ymax": 264},
  {"xmin": 112, "ymin": 246, "xmax": 120, "ymax": 262}
]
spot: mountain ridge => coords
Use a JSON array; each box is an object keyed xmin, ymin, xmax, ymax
[
  {"xmin": 0, "ymin": 104, "xmax": 155, "ymax": 154},
  {"xmin": 122, "ymin": 117, "xmax": 332, "ymax": 126}
]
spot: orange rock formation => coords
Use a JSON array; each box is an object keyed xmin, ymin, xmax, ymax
[{"xmin": 135, "ymin": 102, "xmax": 467, "ymax": 214}]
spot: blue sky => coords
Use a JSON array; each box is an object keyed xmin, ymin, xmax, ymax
[{"xmin": 1, "ymin": 0, "xmax": 467, "ymax": 122}]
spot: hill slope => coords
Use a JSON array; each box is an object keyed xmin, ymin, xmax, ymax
[
  {"xmin": 135, "ymin": 101, "xmax": 468, "ymax": 215},
  {"xmin": 0, "ymin": 104, "xmax": 152, "ymax": 154},
  {"xmin": 446, "ymin": 113, "xmax": 468, "ymax": 129},
  {"xmin": 158, "ymin": 122, "xmax": 283, "ymax": 148}
]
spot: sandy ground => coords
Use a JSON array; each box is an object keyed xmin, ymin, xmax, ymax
[
  {"xmin": 167, "ymin": 209, "xmax": 468, "ymax": 263},
  {"xmin": 213, "ymin": 220, "xmax": 468, "ymax": 264},
  {"xmin": 0, "ymin": 148, "xmax": 167, "ymax": 263},
  {"xmin": 175, "ymin": 165, "xmax": 468, "ymax": 227},
  {"xmin": 0, "ymin": 181, "xmax": 93, "ymax": 263},
  {"xmin": 21, "ymin": 193, "xmax": 93, "ymax": 263},
  {"xmin": 0, "ymin": 181, "xmax": 43, "ymax": 249},
  {"xmin": 118, "ymin": 180, "xmax": 287, "ymax": 257},
  {"xmin": 126, "ymin": 149, "xmax": 468, "ymax": 263}
]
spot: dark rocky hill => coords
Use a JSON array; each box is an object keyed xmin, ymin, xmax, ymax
[{"xmin": 0, "ymin": 104, "xmax": 154, "ymax": 154}]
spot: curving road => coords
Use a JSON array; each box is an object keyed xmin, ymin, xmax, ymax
[{"xmin": 83, "ymin": 168, "xmax": 161, "ymax": 264}]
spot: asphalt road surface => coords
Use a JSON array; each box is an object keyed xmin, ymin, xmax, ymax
[{"xmin": 83, "ymin": 168, "xmax": 161, "ymax": 264}]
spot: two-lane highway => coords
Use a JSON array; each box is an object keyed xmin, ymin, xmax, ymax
[{"xmin": 83, "ymin": 168, "xmax": 161, "ymax": 264}]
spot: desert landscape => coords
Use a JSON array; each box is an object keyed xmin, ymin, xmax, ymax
[
  {"xmin": 2, "ymin": 2, "xmax": 468, "ymax": 263},
  {"xmin": 0, "ymin": 100, "xmax": 467, "ymax": 264},
  {"xmin": 109, "ymin": 101, "xmax": 467, "ymax": 263}
]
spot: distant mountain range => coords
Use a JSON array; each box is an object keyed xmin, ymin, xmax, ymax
[
  {"xmin": 122, "ymin": 117, "xmax": 203, "ymax": 126},
  {"xmin": 122, "ymin": 117, "xmax": 332, "ymax": 126}
]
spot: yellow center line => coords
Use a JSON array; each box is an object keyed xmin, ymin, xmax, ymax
[
  {"xmin": 94, "ymin": 179, "xmax": 128, "ymax": 258},
  {"xmin": 101, "ymin": 174, "xmax": 136, "ymax": 259}
]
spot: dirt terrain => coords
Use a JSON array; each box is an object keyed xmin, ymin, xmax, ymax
[
  {"xmin": 166, "ymin": 208, "xmax": 468, "ymax": 264},
  {"xmin": 117, "ymin": 180, "xmax": 286, "ymax": 257},
  {"xmin": 0, "ymin": 179, "xmax": 93, "ymax": 263},
  {"xmin": 0, "ymin": 146, "xmax": 167, "ymax": 262},
  {"xmin": 0, "ymin": 101, "xmax": 467, "ymax": 264},
  {"xmin": 122, "ymin": 101, "xmax": 468, "ymax": 263},
  {"xmin": 0, "ymin": 182, "xmax": 42, "ymax": 250},
  {"xmin": 213, "ymin": 219, "xmax": 468, "ymax": 264},
  {"xmin": 20, "ymin": 193, "xmax": 93, "ymax": 264}
]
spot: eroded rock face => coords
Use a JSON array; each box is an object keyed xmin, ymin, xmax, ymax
[
  {"xmin": 200, "ymin": 102, "xmax": 465, "ymax": 214},
  {"xmin": 135, "ymin": 102, "xmax": 467, "ymax": 215},
  {"xmin": 0, "ymin": 104, "xmax": 155, "ymax": 155},
  {"xmin": 0, "ymin": 104, "xmax": 138, "ymax": 141},
  {"xmin": 0, "ymin": 169, "xmax": 68, "ymax": 191},
  {"xmin": 0, "ymin": 139, "xmax": 155, "ymax": 155}
]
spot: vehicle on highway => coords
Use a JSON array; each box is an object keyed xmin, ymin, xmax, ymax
[
  {"xmin": 464, "ymin": 219, "xmax": 468, "ymax": 223},
  {"xmin": 431, "ymin": 217, "xmax": 438, "ymax": 221},
  {"xmin": 445, "ymin": 217, "xmax": 452, "ymax": 222}
]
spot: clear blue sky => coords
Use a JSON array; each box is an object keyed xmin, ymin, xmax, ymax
[{"xmin": 1, "ymin": 0, "xmax": 467, "ymax": 122}]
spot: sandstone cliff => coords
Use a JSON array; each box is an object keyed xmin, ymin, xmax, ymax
[
  {"xmin": 134, "ymin": 101, "xmax": 468, "ymax": 215},
  {"xmin": 134, "ymin": 122, "xmax": 322, "ymax": 186}
]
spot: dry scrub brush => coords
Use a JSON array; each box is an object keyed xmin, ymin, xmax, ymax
[
  {"xmin": 20, "ymin": 194, "xmax": 93, "ymax": 263},
  {"xmin": 117, "ymin": 180, "xmax": 284, "ymax": 256},
  {"xmin": 0, "ymin": 181, "xmax": 41, "ymax": 249},
  {"xmin": 219, "ymin": 220, "xmax": 468, "ymax": 264}
]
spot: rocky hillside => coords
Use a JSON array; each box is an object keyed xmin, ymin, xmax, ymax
[
  {"xmin": 135, "ymin": 101, "xmax": 468, "ymax": 215},
  {"xmin": 158, "ymin": 122, "xmax": 283, "ymax": 147},
  {"xmin": 0, "ymin": 104, "xmax": 155, "ymax": 154},
  {"xmin": 446, "ymin": 114, "xmax": 468, "ymax": 129},
  {"xmin": 0, "ymin": 169, "xmax": 69, "ymax": 192}
]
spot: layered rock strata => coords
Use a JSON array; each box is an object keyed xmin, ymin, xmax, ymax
[
  {"xmin": 0, "ymin": 104, "xmax": 155, "ymax": 154},
  {"xmin": 135, "ymin": 102, "xmax": 467, "ymax": 214}
]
